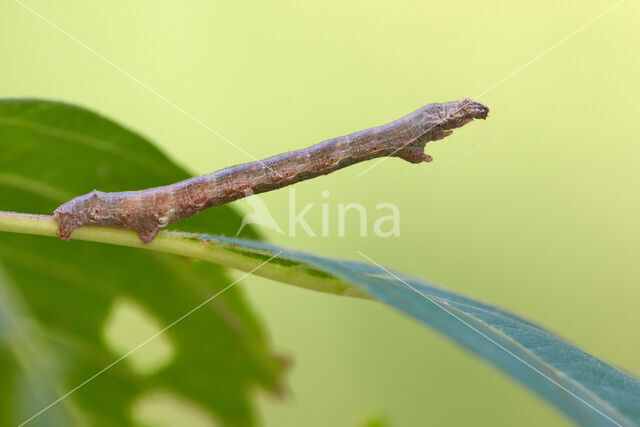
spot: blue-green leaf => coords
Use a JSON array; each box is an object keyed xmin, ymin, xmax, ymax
[{"xmin": 197, "ymin": 235, "xmax": 640, "ymax": 426}]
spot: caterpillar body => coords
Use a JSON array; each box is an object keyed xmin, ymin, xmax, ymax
[{"xmin": 54, "ymin": 98, "xmax": 489, "ymax": 243}]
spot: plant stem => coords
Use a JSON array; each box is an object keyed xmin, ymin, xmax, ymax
[{"xmin": 0, "ymin": 211, "xmax": 369, "ymax": 298}]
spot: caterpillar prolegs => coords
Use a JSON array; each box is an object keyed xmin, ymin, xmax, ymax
[{"xmin": 54, "ymin": 98, "xmax": 489, "ymax": 243}]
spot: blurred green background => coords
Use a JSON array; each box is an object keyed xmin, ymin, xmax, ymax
[{"xmin": 1, "ymin": 0, "xmax": 639, "ymax": 425}]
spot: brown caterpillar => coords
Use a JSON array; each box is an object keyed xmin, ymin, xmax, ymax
[{"xmin": 54, "ymin": 98, "xmax": 489, "ymax": 243}]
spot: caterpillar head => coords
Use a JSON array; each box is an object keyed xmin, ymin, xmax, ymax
[{"xmin": 429, "ymin": 98, "xmax": 489, "ymax": 131}]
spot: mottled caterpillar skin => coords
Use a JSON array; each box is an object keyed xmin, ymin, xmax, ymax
[{"xmin": 55, "ymin": 98, "xmax": 488, "ymax": 243}]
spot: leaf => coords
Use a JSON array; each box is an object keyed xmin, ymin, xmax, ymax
[
  {"xmin": 0, "ymin": 99, "xmax": 283, "ymax": 427},
  {"xmin": 192, "ymin": 235, "xmax": 640, "ymax": 426},
  {"xmin": 2, "ymin": 98, "xmax": 638, "ymax": 426}
]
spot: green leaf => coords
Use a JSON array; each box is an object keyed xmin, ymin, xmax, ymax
[
  {"xmin": 2, "ymin": 99, "xmax": 638, "ymax": 426},
  {"xmin": 0, "ymin": 99, "xmax": 283, "ymax": 427},
  {"xmin": 194, "ymin": 235, "xmax": 640, "ymax": 426}
]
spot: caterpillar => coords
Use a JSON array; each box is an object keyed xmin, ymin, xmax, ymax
[{"xmin": 54, "ymin": 98, "xmax": 489, "ymax": 243}]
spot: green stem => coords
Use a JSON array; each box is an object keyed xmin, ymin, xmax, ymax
[{"xmin": 0, "ymin": 211, "xmax": 369, "ymax": 298}]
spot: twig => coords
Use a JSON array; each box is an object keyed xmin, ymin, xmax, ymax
[
  {"xmin": 53, "ymin": 99, "xmax": 488, "ymax": 243},
  {"xmin": 0, "ymin": 211, "xmax": 370, "ymax": 298}
]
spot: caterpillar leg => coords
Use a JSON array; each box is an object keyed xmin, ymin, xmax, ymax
[
  {"xmin": 137, "ymin": 226, "xmax": 160, "ymax": 244},
  {"xmin": 54, "ymin": 211, "xmax": 81, "ymax": 241}
]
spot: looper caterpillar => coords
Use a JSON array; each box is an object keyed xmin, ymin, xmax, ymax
[{"xmin": 54, "ymin": 98, "xmax": 489, "ymax": 243}]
